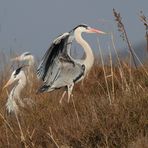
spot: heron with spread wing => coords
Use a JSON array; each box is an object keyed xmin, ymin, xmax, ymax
[{"xmin": 37, "ymin": 24, "xmax": 106, "ymax": 103}]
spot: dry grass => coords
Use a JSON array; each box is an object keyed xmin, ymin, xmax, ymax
[{"xmin": 0, "ymin": 57, "xmax": 148, "ymax": 148}]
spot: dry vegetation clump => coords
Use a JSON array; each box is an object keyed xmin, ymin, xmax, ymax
[{"xmin": 0, "ymin": 60, "xmax": 148, "ymax": 148}]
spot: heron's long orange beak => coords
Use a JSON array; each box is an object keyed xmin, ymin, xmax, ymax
[
  {"xmin": 3, "ymin": 79, "xmax": 13, "ymax": 90},
  {"xmin": 89, "ymin": 28, "xmax": 106, "ymax": 34}
]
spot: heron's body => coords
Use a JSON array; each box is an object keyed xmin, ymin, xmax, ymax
[{"xmin": 37, "ymin": 24, "xmax": 106, "ymax": 103}]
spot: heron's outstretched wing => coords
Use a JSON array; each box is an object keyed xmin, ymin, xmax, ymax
[{"xmin": 37, "ymin": 32, "xmax": 74, "ymax": 84}]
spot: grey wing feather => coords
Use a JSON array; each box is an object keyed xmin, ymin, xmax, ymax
[
  {"xmin": 50, "ymin": 62, "xmax": 85, "ymax": 89},
  {"xmin": 37, "ymin": 32, "xmax": 75, "ymax": 86},
  {"xmin": 37, "ymin": 33, "xmax": 69, "ymax": 80}
]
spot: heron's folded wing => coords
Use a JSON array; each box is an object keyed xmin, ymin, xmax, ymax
[{"xmin": 50, "ymin": 62, "xmax": 85, "ymax": 88}]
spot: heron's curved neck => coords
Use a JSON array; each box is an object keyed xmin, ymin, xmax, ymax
[
  {"xmin": 14, "ymin": 75, "xmax": 26, "ymax": 98},
  {"xmin": 74, "ymin": 30, "xmax": 94, "ymax": 71},
  {"xmin": 28, "ymin": 56, "xmax": 35, "ymax": 66}
]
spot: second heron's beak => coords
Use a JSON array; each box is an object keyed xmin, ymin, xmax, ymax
[
  {"xmin": 11, "ymin": 56, "xmax": 21, "ymax": 62},
  {"xmin": 3, "ymin": 79, "xmax": 13, "ymax": 90},
  {"xmin": 88, "ymin": 28, "xmax": 106, "ymax": 34}
]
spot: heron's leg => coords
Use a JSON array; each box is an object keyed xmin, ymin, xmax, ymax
[
  {"xmin": 59, "ymin": 91, "xmax": 66, "ymax": 104},
  {"xmin": 67, "ymin": 83, "xmax": 74, "ymax": 103}
]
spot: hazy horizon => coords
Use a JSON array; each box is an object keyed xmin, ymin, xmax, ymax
[{"xmin": 0, "ymin": 0, "xmax": 147, "ymax": 59}]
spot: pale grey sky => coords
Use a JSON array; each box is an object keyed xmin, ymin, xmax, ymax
[{"xmin": 0, "ymin": 0, "xmax": 147, "ymax": 58}]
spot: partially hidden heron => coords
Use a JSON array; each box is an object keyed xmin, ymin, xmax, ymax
[
  {"xmin": 11, "ymin": 52, "xmax": 35, "ymax": 67},
  {"xmin": 11, "ymin": 52, "xmax": 36, "ymax": 92},
  {"xmin": 3, "ymin": 66, "xmax": 33, "ymax": 142},
  {"xmin": 36, "ymin": 24, "xmax": 106, "ymax": 103},
  {"xmin": 3, "ymin": 67, "xmax": 27, "ymax": 113}
]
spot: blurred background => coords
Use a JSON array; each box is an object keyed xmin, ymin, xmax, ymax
[{"xmin": 0, "ymin": 0, "xmax": 147, "ymax": 61}]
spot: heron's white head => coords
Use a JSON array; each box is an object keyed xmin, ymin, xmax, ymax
[
  {"xmin": 11, "ymin": 52, "xmax": 34, "ymax": 63},
  {"xmin": 73, "ymin": 24, "xmax": 106, "ymax": 34},
  {"xmin": 3, "ymin": 67, "xmax": 25, "ymax": 89}
]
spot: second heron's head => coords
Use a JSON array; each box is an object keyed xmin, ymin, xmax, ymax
[
  {"xmin": 3, "ymin": 67, "xmax": 26, "ymax": 89},
  {"xmin": 11, "ymin": 52, "xmax": 34, "ymax": 63}
]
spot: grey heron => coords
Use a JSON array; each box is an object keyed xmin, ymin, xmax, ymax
[
  {"xmin": 3, "ymin": 67, "xmax": 27, "ymax": 113},
  {"xmin": 3, "ymin": 66, "xmax": 32, "ymax": 144},
  {"xmin": 37, "ymin": 24, "xmax": 106, "ymax": 103},
  {"xmin": 11, "ymin": 52, "xmax": 36, "ymax": 92},
  {"xmin": 3, "ymin": 66, "xmax": 33, "ymax": 113}
]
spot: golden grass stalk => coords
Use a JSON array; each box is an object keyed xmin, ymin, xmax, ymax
[
  {"xmin": 47, "ymin": 127, "xmax": 60, "ymax": 148},
  {"xmin": 0, "ymin": 113, "xmax": 18, "ymax": 140},
  {"xmin": 108, "ymin": 44, "xmax": 115, "ymax": 101},
  {"xmin": 14, "ymin": 112, "xmax": 27, "ymax": 148},
  {"xmin": 110, "ymin": 33, "xmax": 130, "ymax": 92},
  {"xmin": 139, "ymin": 11, "xmax": 148, "ymax": 52},
  {"xmin": 72, "ymin": 97, "xmax": 81, "ymax": 126},
  {"xmin": 113, "ymin": 8, "xmax": 137, "ymax": 69},
  {"xmin": 97, "ymin": 37, "xmax": 112, "ymax": 104}
]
